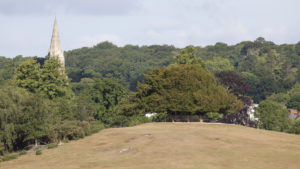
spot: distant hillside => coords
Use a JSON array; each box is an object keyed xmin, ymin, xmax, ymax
[
  {"xmin": 64, "ymin": 39, "xmax": 300, "ymax": 101},
  {"xmin": 2, "ymin": 123, "xmax": 300, "ymax": 169},
  {"xmin": 1, "ymin": 38, "xmax": 300, "ymax": 101},
  {"xmin": 65, "ymin": 42, "xmax": 177, "ymax": 90}
]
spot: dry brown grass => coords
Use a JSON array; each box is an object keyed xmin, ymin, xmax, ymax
[{"xmin": 1, "ymin": 122, "xmax": 300, "ymax": 169}]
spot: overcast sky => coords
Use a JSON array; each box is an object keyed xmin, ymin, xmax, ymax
[{"xmin": 0, "ymin": 0, "xmax": 299, "ymax": 58}]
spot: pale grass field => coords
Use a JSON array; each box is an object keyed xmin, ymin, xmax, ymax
[{"xmin": 1, "ymin": 122, "xmax": 300, "ymax": 169}]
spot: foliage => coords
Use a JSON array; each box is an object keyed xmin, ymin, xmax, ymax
[
  {"xmin": 206, "ymin": 57, "xmax": 233, "ymax": 73},
  {"xmin": 3, "ymin": 38, "xmax": 300, "ymax": 155},
  {"xmin": 16, "ymin": 57, "xmax": 69, "ymax": 99},
  {"xmin": 152, "ymin": 112, "xmax": 168, "ymax": 122},
  {"xmin": 1, "ymin": 154, "xmax": 18, "ymax": 161},
  {"xmin": 0, "ymin": 85, "xmax": 50, "ymax": 151},
  {"xmin": 39, "ymin": 57, "xmax": 69, "ymax": 99},
  {"xmin": 290, "ymin": 120, "xmax": 300, "ymax": 134},
  {"xmin": 267, "ymin": 83, "xmax": 300, "ymax": 107},
  {"xmin": 72, "ymin": 78, "xmax": 127, "ymax": 126},
  {"xmin": 215, "ymin": 71, "xmax": 251, "ymax": 96},
  {"xmin": 205, "ymin": 112, "xmax": 222, "ymax": 122},
  {"xmin": 15, "ymin": 58, "xmax": 41, "ymax": 93},
  {"xmin": 126, "ymin": 64, "xmax": 242, "ymax": 119},
  {"xmin": 127, "ymin": 116, "xmax": 151, "ymax": 127},
  {"xmin": 65, "ymin": 42, "xmax": 176, "ymax": 90},
  {"xmin": 174, "ymin": 46, "xmax": 205, "ymax": 68},
  {"xmin": 287, "ymin": 94, "xmax": 300, "ymax": 111},
  {"xmin": 218, "ymin": 102, "xmax": 258, "ymax": 128},
  {"xmin": 256, "ymin": 100, "xmax": 291, "ymax": 131},
  {"xmin": 36, "ymin": 149, "xmax": 42, "ymax": 155},
  {"xmin": 19, "ymin": 92, "xmax": 52, "ymax": 145}
]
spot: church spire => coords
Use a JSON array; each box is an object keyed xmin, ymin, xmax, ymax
[{"xmin": 48, "ymin": 17, "xmax": 65, "ymax": 73}]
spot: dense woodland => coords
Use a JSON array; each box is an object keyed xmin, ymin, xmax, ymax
[{"xmin": 1, "ymin": 37, "xmax": 300, "ymax": 157}]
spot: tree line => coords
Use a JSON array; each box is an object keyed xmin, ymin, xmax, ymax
[{"xmin": 1, "ymin": 38, "xmax": 300, "ymax": 155}]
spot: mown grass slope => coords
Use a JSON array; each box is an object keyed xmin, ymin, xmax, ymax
[{"xmin": 1, "ymin": 123, "xmax": 300, "ymax": 169}]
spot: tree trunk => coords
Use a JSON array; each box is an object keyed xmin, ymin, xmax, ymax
[
  {"xmin": 3, "ymin": 141, "xmax": 8, "ymax": 152},
  {"xmin": 35, "ymin": 138, "xmax": 38, "ymax": 147}
]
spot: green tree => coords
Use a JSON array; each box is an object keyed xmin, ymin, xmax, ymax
[
  {"xmin": 0, "ymin": 85, "xmax": 52, "ymax": 151},
  {"xmin": 19, "ymin": 93, "xmax": 52, "ymax": 147},
  {"xmin": 287, "ymin": 94, "xmax": 300, "ymax": 111},
  {"xmin": 206, "ymin": 57, "xmax": 233, "ymax": 73},
  {"xmin": 256, "ymin": 100, "xmax": 290, "ymax": 131},
  {"xmin": 15, "ymin": 58, "xmax": 41, "ymax": 93},
  {"xmin": 290, "ymin": 120, "xmax": 300, "ymax": 134},
  {"xmin": 40, "ymin": 57, "xmax": 69, "ymax": 99},
  {"xmin": 130, "ymin": 64, "xmax": 242, "ymax": 120},
  {"xmin": 174, "ymin": 46, "xmax": 205, "ymax": 68},
  {"xmin": 91, "ymin": 79, "xmax": 126, "ymax": 125},
  {"xmin": 0, "ymin": 85, "xmax": 26, "ymax": 151},
  {"xmin": 16, "ymin": 57, "xmax": 69, "ymax": 99}
]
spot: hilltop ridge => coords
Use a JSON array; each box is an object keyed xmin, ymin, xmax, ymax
[{"xmin": 1, "ymin": 123, "xmax": 300, "ymax": 169}]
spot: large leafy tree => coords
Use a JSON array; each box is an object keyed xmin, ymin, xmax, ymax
[
  {"xmin": 16, "ymin": 57, "xmax": 69, "ymax": 99},
  {"xmin": 40, "ymin": 57, "xmax": 69, "ymax": 99},
  {"xmin": 0, "ymin": 85, "xmax": 51, "ymax": 151},
  {"xmin": 132, "ymin": 64, "xmax": 242, "ymax": 119},
  {"xmin": 19, "ymin": 93, "xmax": 52, "ymax": 147},
  {"xmin": 89, "ymin": 79, "xmax": 126, "ymax": 125},
  {"xmin": 15, "ymin": 58, "xmax": 41, "ymax": 93},
  {"xmin": 0, "ymin": 85, "xmax": 26, "ymax": 151},
  {"xmin": 256, "ymin": 100, "xmax": 290, "ymax": 131},
  {"xmin": 215, "ymin": 71, "xmax": 251, "ymax": 96}
]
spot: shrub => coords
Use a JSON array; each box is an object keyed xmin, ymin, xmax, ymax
[
  {"xmin": 19, "ymin": 150, "xmax": 27, "ymax": 156},
  {"xmin": 2, "ymin": 154, "xmax": 18, "ymax": 161},
  {"xmin": 206, "ymin": 112, "xmax": 222, "ymax": 122},
  {"xmin": 289, "ymin": 120, "xmax": 300, "ymax": 134},
  {"xmin": 90, "ymin": 121, "xmax": 105, "ymax": 134},
  {"xmin": 36, "ymin": 149, "xmax": 42, "ymax": 155},
  {"xmin": 48, "ymin": 143, "xmax": 58, "ymax": 149},
  {"xmin": 128, "ymin": 116, "xmax": 150, "ymax": 126}
]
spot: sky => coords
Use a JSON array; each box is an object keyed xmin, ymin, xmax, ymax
[{"xmin": 0, "ymin": 0, "xmax": 299, "ymax": 58}]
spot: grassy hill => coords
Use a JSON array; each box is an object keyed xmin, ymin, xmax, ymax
[{"xmin": 1, "ymin": 123, "xmax": 300, "ymax": 169}]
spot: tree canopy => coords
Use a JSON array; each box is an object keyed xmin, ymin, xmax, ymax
[
  {"xmin": 130, "ymin": 64, "xmax": 242, "ymax": 119},
  {"xmin": 256, "ymin": 100, "xmax": 290, "ymax": 132}
]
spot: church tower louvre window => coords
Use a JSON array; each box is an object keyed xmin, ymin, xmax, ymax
[{"xmin": 48, "ymin": 17, "xmax": 65, "ymax": 74}]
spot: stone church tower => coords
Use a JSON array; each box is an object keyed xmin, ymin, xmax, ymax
[{"xmin": 48, "ymin": 17, "xmax": 65, "ymax": 74}]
